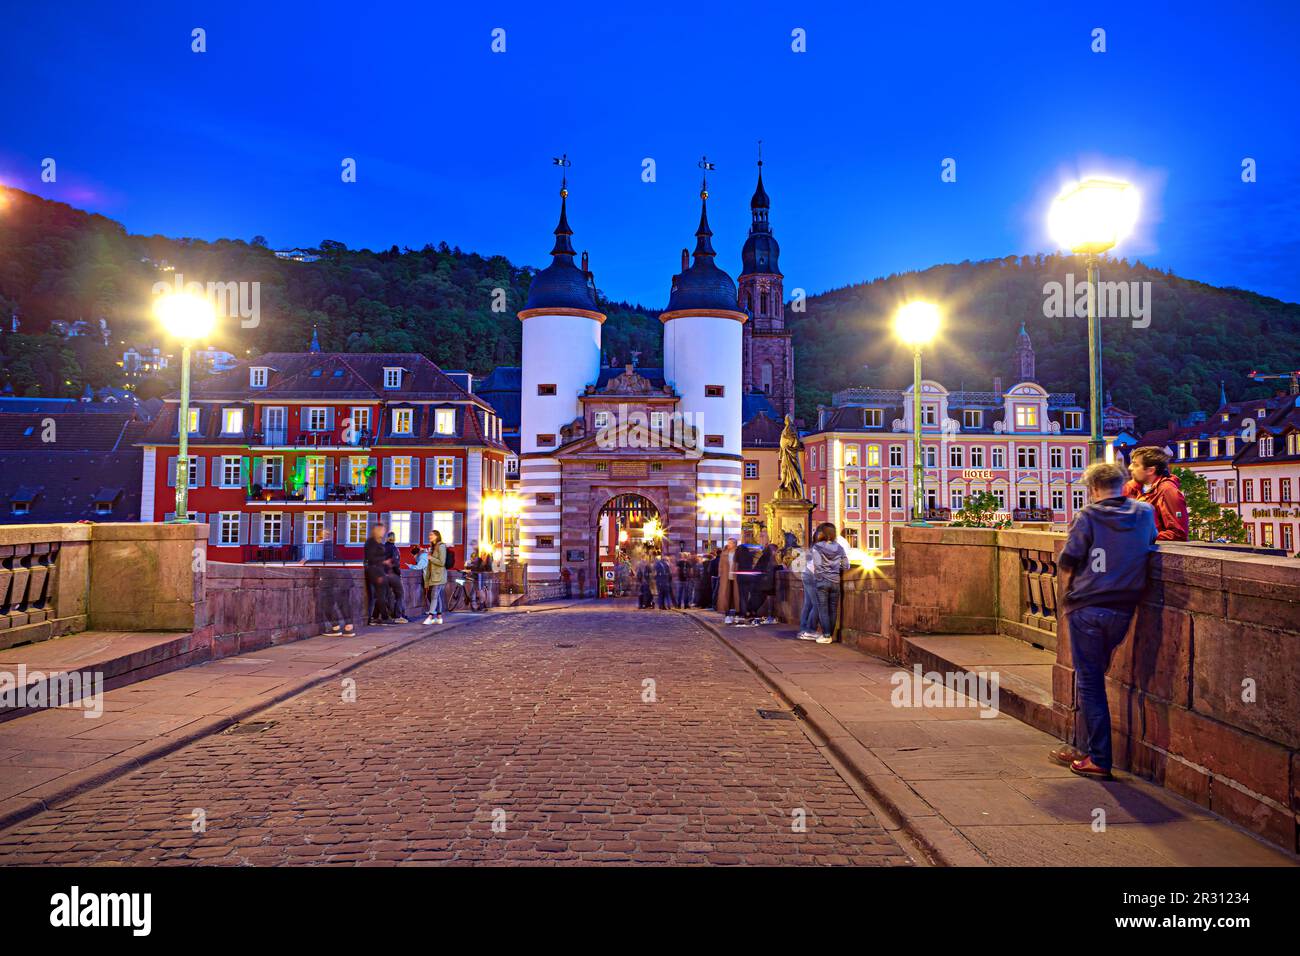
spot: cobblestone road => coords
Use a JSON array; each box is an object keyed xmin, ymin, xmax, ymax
[{"xmin": 0, "ymin": 605, "xmax": 910, "ymax": 865}]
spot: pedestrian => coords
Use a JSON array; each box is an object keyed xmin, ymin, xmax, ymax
[
  {"xmin": 468, "ymin": 543, "xmax": 493, "ymax": 611},
  {"xmin": 1051, "ymin": 462, "xmax": 1157, "ymax": 780},
  {"xmin": 364, "ymin": 523, "xmax": 394, "ymax": 625},
  {"xmin": 654, "ymin": 554, "xmax": 673, "ymax": 609},
  {"xmin": 677, "ymin": 552, "xmax": 696, "ymax": 608},
  {"xmin": 1124, "ymin": 446, "xmax": 1189, "ymax": 541},
  {"xmin": 422, "ymin": 530, "xmax": 448, "ymax": 625},
  {"xmin": 732, "ymin": 532, "xmax": 761, "ymax": 625},
  {"xmin": 715, "ymin": 539, "xmax": 737, "ymax": 619},
  {"xmin": 383, "ymin": 532, "xmax": 409, "ymax": 623},
  {"xmin": 794, "ymin": 545, "xmax": 819, "ymax": 641},
  {"xmin": 751, "ymin": 543, "xmax": 778, "ymax": 623},
  {"xmin": 699, "ymin": 549, "xmax": 718, "ymax": 608},
  {"xmin": 808, "ymin": 522, "xmax": 847, "ymax": 644},
  {"xmin": 636, "ymin": 554, "xmax": 653, "ymax": 609}
]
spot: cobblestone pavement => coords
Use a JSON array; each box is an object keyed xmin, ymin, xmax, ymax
[{"xmin": 0, "ymin": 605, "xmax": 911, "ymax": 866}]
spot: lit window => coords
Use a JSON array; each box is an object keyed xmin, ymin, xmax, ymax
[
  {"xmin": 388, "ymin": 511, "xmax": 412, "ymax": 545},
  {"xmin": 222, "ymin": 408, "xmax": 244, "ymax": 434},
  {"xmin": 429, "ymin": 511, "xmax": 456, "ymax": 543},
  {"xmin": 1014, "ymin": 405, "xmax": 1039, "ymax": 429},
  {"xmin": 187, "ymin": 408, "xmax": 200, "ymax": 433},
  {"xmin": 435, "ymin": 457, "xmax": 455, "ymax": 488},
  {"xmin": 392, "ymin": 456, "xmax": 413, "ymax": 488},
  {"xmin": 844, "ymin": 445, "xmax": 859, "ymax": 467},
  {"xmin": 346, "ymin": 512, "xmax": 368, "ymax": 545},
  {"xmin": 434, "ymin": 409, "xmax": 455, "ymax": 434},
  {"xmin": 348, "ymin": 456, "xmax": 369, "ymax": 487},
  {"xmin": 845, "ymin": 486, "xmax": 859, "ymax": 509},
  {"xmin": 393, "ymin": 409, "xmax": 413, "ymax": 434}
]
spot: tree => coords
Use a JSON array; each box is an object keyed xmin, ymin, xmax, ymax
[
  {"xmin": 1172, "ymin": 467, "xmax": 1247, "ymax": 543},
  {"xmin": 951, "ymin": 491, "xmax": 1011, "ymax": 529}
]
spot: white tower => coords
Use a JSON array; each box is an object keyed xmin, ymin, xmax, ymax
[
  {"xmin": 517, "ymin": 170, "xmax": 604, "ymax": 579},
  {"xmin": 661, "ymin": 161, "xmax": 745, "ymax": 546}
]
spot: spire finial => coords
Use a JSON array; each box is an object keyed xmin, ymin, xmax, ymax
[
  {"xmin": 757, "ymin": 139, "xmax": 763, "ymax": 169},
  {"xmin": 692, "ymin": 157, "xmax": 717, "ymax": 260},
  {"xmin": 552, "ymin": 153, "xmax": 571, "ymax": 198},
  {"xmin": 698, "ymin": 154, "xmax": 715, "ymax": 200},
  {"xmin": 548, "ymin": 155, "xmax": 576, "ymax": 259}
]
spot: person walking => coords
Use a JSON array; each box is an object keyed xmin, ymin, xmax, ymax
[
  {"xmin": 364, "ymin": 523, "xmax": 394, "ymax": 625},
  {"xmin": 1052, "ymin": 462, "xmax": 1157, "ymax": 780},
  {"xmin": 732, "ymin": 533, "xmax": 761, "ymax": 626},
  {"xmin": 699, "ymin": 548, "xmax": 718, "ymax": 608},
  {"xmin": 715, "ymin": 539, "xmax": 738, "ymax": 620},
  {"xmin": 654, "ymin": 554, "xmax": 674, "ymax": 609},
  {"xmin": 468, "ymin": 544, "xmax": 493, "ymax": 611},
  {"xmin": 421, "ymin": 530, "xmax": 448, "ymax": 625},
  {"xmin": 636, "ymin": 554, "xmax": 653, "ymax": 609},
  {"xmin": 677, "ymin": 552, "xmax": 697, "ymax": 608},
  {"xmin": 808, "ymin": 522, "xmax": 847, "ymax": 644},
  {"xmin": 1124, "ymin": 446, "xmax": 1189, "ymax": 541},
  {"xmin": 752, "ymin": 543, "xmax": 778, "ymax": 623},
  {"xmin": 383, "ymin": 532, "xmax": 408, "ymax": 624}
]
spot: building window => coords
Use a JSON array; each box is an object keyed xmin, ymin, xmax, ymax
[
  {"xmin": 594, "ymin": 411, "xmax": 611, "ymax": 431},
  {"xmin": 262, "ymin": 456, "xmax": 283, "ymax": 489},
  {"xmin": 864, "ymin": 409, "xmax": 883, "ymax": 428},
  {"xmin": 387, "ymin": 408, "xmax": 411, "ymax": 435},
  {"xmin": 867, "ymin": 528, "xmax": 882, "ymax": 551},
  {"xmin": 925, "ymin": 487, "xmax": 938, "ymax": 509},
  {"xmin": 1260, "ymin": 436, "xmax": 1274, "ymax": 457},
  {"xmin": 346, "ymin": 512, "xmax": 367, "ymax": 545},
  {"xmin": 1283, "ymin": 525, "xmax": 1294, "ymax": 552},
  {"xmin": 1052, "ymin": 489, "xmax": 1065, "ymax": 510},
  {"xmin": 250, "ymin": 367, "xmax": 268, "ymax": 388},
  {"xmin": 810, "ymin": 446, "xmax": 818, "ymax": 470},
  {"xmin": 650, "ymin": 411, "xmax": 667, "ymax": 433},
  {"xmin": 221, "ymin": 407, "xmax": 244, "ymax": 435},
  {"xmin": 219, "ymin": 512, "xmax": 240, "ymax": 546},
  {"xmin": 1245, "ymin": 524, "xmax": 1254, "ymax": 545},
  {"xmin": 428, "ymin": 511, "xmax": 456, "ymax": 543},
  {"xmin": 505, "ymin": 458, "xmax": 519, "ymax": 477},
  {"xmin": 923, "ymin": 446, "xmax": 937, "ymax": 468},
  {"xmin": 1243, "ymin": 480, "xmax": 1254, "ymax": 502},
  {"xmin": 10, "ymin": 501, "xmax": 30, "ymax": 516},
  {"xmin": 949, "ymin": 445, "xmax": 963, "ymax": 468},
  {"xmin": 1261, "ymin": 523, "xmax": 1275, "ymax": 548},
  {"xmin": 537, "ymin": 384, "xmax": 557, "ymax": 396},
  {"xmin": 950, "ymin": 489, "xmax": 964, "ymax": 510},
  {"xmin": 866, "ymin": 445, "xmax": 880, "ymax": 467},
  {"xmin": 537, "ymin": 434, "xmax": 556, "ymax": 447},
  {"xmin": 434, "ymin": 409, "xmax": 456, "ymax": 435},
  {"xmin": 845, "ymin": 487, "xmax": 859, "ymax": 510},
  {"xmin": 434, "ymin": 457, "xmax": 455, "ymax": 488},
  {"xmin": 187, "ymin": 407, "xmax": 200, "ymax": 433},
  {"xmin": 705, "ymin": 434, "xmax": 724, "ymax": 447},
  {"xmin": 705, "ymin": 385, "xmax": 725, "ymax": 397},
  {"xmin": 1050, "ymin": 447, "xmax": 1063, "ymax": 469},
  {"xmin": 1017, "ymin": 490, "xmax": 1039, "ymax": 509},
  {"xmin": 262, "ymin": 512, "xmax": 284, "ymax": 545},
  {"xmin": 535, "ymin": 493, "xmax": 556, "ymax": 506},
  {"xmin": 844, "ymin": 445, "xmax": 859, "ymax": 467},
  {"xmin": 347, "ymin": 456, "xmax": 369, "ymax": 487},
  {"xmin": 348, "ymin": 407, "xmax": 371, "ymax": 442},
  {"xmin": 1072, "ymin": 489, "xmax": 1085, "ymax": 511},
  {"xmin": 866, "ymin": 487, "xmax": 880, "ymax": 509},
  {"xmin": 1282, "ymin": 478, "xmax": 1292, "ymax": 502},
  {"xmin": 1070, "ymin": 447, "xmax": 1085, "ymax": 469},
  {"xmin": 744, "ymin": 461, "xmax": 759, "ymax": 479},
  {"xmin": 969, "ymin": 446, "xmax": 984, "ymax": 468},
  {"xmin": 389, "ymin": 511, "xmax": 413, "ymax": 545},
  {"xmin": 744, "ymin": 493, "xmax": 759, "ymax": 515},
  {"xmin": 993, "ymin": 489, "xmax": 1006, "ymax": 508},
  {"xmin": 1017, "ymin": 446, "xmax": 1038, "ymax": 469},
  {"xmin": 1064, "ymin": 411, "xmax": 1082, "ymax": 430},
  {"xmin": 383, "ymin": 367, "xmax": 402, "ymax": 389},
  {"xmin": 392, "ymin": 456, "xmax": 413, "ymax": 488},
  {"xmin": 221, "ymin": 456, "xmax": 242, "ymax": 488},
  {"xmin": 1261, "ymin": 479, "xmax": 1272, "ymax": 502},
  {"xmin": 922, "ymin": 404, "xmax": 938, "ymax": 426},
  {"xmin": 962, "ymin": 409, "xmax": 982, "ymax": 429},
  {"xmin": 1014, "ymin": 405, "xmax": 1039, "ymax": 429},
  {"xmin": 650, "ymin": 462, "xmax": 663, "ymax": 472},
  {"xmin": 890, "ymin": 487, "xmax": 904, "ymax": 509},
  {"xmin": 537, "ymin": 535, "xmax": 555, "ymax": 549},
  {"xmin": 305, "ymin": 407, "xmax": 328, "ymax": 432},
  {"xmin": 1225, "ymin": 482, "xmax": 1236, "ymax": 503},
  {"xmin": 991, "ymin": 447, "xmax": 1005, "ymax": 468},
  {"xmin": 595, "ymin": 461, "xmax": 608, "ymax": 472}
]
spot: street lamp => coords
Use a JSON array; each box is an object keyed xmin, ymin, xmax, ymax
[
  {"xmin": 502, "ymin": 493, "xmax": 522, "ymax": 565},
  {"xmin": 1049, "ymin": 177, "xmax": 1139, "ymax": 463},
  {"xmin": 155, "ymin": 291, "xmax": 216, "ymax": 523},
  {"xmin": 894, "ymin": 301, "xmax": 941, "ymax": 525},
  {"xmin": 699, "ymin": 494, "xmax": 729, "ymax": 550}
]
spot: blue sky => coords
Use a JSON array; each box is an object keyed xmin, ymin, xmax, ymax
[{"xmin": 3, "ymin": 1, "xmax": 1298, "ymax": 305}]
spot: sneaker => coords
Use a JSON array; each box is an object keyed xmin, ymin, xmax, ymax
[
  {"xmin": 342, "ymin": 625, "xmax": 355, "ymax": 635},
  {"xmin": 326, "ymin": 625, "xmax": 342, "ymax": 634},
  {"xmin": 724, "ymin": 615, "xmax": 735, "ymax": 624},
  {"xmin": 764, "ymin": 617, "xmax": 776, "ymax": 625},
  {"xmin": 797, "ymin": 631, "xmax": 819, "ymax": 641},
  {"xmin": 747, "ymin": 619, "xmax": 761, "ymax": 627},
  {"xmin": 422, "ymin": 615, "xmax": 435, "ymax": 625},
  {"xmin": 394, "ymin": 616, "xmax": 409, "ymax": 624},
  {"xmin": 435, "ymin": 615, "xmax": 443, "ymax": 625},
  {"xmin": 816, "ymin": 634, "xmax": 834, "ymax": 644}
]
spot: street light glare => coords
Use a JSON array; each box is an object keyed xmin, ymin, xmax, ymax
[
  {"xmin": 893, "ymin": 301, "xmax": 941, "ymax": 347},
  {"xmin": 1049, "ymin": 177, "xmax": 1139, "ymax": 255},
  {"xmin": 155, "ymin": 291, "xmax": 216, "ymax": 341}
]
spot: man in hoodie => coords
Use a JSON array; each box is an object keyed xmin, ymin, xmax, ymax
[
  {"xmin": 1124, "ymin": 446, "xmax": 1189, "ymax": 541},
  {"xmin": 1053, "ymin": 462, "xmax": 1157, "ymax": 780}
]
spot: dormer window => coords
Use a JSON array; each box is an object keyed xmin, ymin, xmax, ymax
[
  {"xmin": 186, "ymin": 407, "xmax": 200, "ymax": 433},
  {"xmin": 221, "ymin": 407, "xmax": 244, "ymax": 435},
  {"xmin": 383, "ymin": 367, "xmax": 403, "ymax": 390},
  {"xmin": 250, "ymin": 367, "xmax": 269, "ymax": 388},
  {"xmin": 1063, "ymin": 411, "xmax": 1082, "ymax": 431},
  {"xmin": 392, "ymin": 408, "xmax": 414, "ymax": 435},
  {"xmin": 921, "ymin": 404, "xmax": 938, "ymax": 426},
  {"xmin": 1260, "ymin": 436, "xmax": 1274, "ymax": 457},
  {"xmin": 1013, "ymin": 405, "xmax": 1039, "ymax": 429},
  {"xmin": 434, "ymin": 409, "xmax": 456, "ymax": 435}
]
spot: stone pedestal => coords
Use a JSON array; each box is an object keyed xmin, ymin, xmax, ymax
[{"xmin": 766, "ymin": 497, "xmax": 813, "ymax": 550}]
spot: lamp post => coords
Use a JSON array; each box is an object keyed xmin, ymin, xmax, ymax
[
  {"xmin": 894, "ymin": 302, "xmax": 942, "ymax": 525},
  {"xmin": 1049, "ymin": 177, "xmax": 1139, "ymax": 464},
  {"xmin": 502, "ymin": 493, "xmax": 521, "ymax": 565},
  {"xmin": 155, "ymin": 292, "xmax": 216, "ymax": 523}
]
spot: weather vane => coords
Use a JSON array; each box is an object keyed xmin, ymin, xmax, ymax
[
  {"xmin": 757, "ymin": 139, "xmax": 763, "ymax": 168},
  {"xmin": 698, "ymin": 154, "xmax": 715, "ymax": 198},
  {"xmin": 552, "ymin": 153, "xmax": 571, "ymax": 196}
]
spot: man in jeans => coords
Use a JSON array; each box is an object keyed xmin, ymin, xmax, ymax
[{"xmin": 1052, "ymin": 462, "xmax": 1157, "ymax": 780}]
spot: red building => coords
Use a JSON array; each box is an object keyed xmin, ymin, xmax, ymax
[{"xmin": 138, "ymin": 352, "xmax": 509, "ymax": 562}]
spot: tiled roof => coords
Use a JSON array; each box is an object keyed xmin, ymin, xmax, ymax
[
  {"xmin": 812, "ymin": 384, "xmax": 1090, "ymax": 437},
  {"xmin": 0, "ymin": 450, "xmax": 142, "ymax": 523},
  {"xmin": 0, "ymin": 412, "xmax": 139, "ymax": 451},
  {"xmin": 742, "ymin": 411, "xmax": 785, "ymax": 447},
  {"xmin": 742, "ymin": 390, "xmax": 779, "ymax": 424}
]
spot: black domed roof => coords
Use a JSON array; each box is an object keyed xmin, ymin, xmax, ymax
[
  {"xmin": 523, "ymin": 191, "xmax": 599, "ymax": 312},
  {"xmin": 741, "ymin": 232, "xmax": 780, "ymax": 276},
  {"xmin": 665, "ymin": 194, "xmax": 739, "ymax": 313}
]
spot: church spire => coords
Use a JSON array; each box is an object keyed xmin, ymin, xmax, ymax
[
  {"xmin": 1016, "ymin": 321, "xmax": 1035, "ymax": 381},
  {"xmin": 750, "ymin": 140, "xmax": 771, "ymax": 232},
  {"xmin": 693, "ymin": 155, "xmax": 717, "ymax": 261},
  {"xmin": 549, "ymin": 153, "xmax": 576, "ymax": 259}
]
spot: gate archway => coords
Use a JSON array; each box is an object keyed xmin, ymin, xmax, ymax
[{"xmin": 595, "ymin": 493, "xmax": 663, "ymax": 596}]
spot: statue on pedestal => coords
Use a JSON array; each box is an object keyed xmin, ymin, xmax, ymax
[{"xmin": 766, "ymin": 415, "xmax": 813, "ymax": 556}]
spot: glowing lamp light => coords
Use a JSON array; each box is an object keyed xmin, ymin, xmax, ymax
[
  {"xmin": 482, "ymin": 496, "xmax": 502, "ymax": 518},
  {"xmin": 643, "ymin": 518, "xmax": 664, "ymax": 540},
  {"xmin": 154, "ymin": 291, "xmax": 216, "ymax": 341},
  {"xmin": 1049, "ymin": 178, "xmax": 1139, "ymax": 255},
  {"xmin": 893, "ymin": 301, "xmax": 941, "ymax": 347}
]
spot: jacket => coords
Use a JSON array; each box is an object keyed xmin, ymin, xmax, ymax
[
  {"xmin": 809, "ymin": 541, "xmax": 847, "ymax": 588},
  {"xmin": 1124, "ymin": 474, "xmax": 1189, "ymax": 541},
  {"xmin": 1060, "ymin": 496, "xmax": 1157, "ymax": 611},
  {"xmin": 422, "ymin": 542, "xmax": 448, "ymax": 587},
  {"xmin": 363, "ymin": 538, "xmax": 387, "ymax": 571}
]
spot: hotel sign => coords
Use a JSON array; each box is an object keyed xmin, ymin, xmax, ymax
[{"xmin": 961, "ymin": 469, "xmax": 994, "ymax": 481}]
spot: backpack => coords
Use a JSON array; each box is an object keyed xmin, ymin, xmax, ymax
[{"xmin": 444, "ymin": 546, "xmax": 456, "ymax": 569}]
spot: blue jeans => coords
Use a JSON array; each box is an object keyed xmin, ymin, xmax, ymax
[
  {"xmin": 812, "ymin": 582, "xmax": 839, "ymax": 637},
  {"xmin": 799, "ymin": 577, "xmax": 818, "ymax": 631},
  {"xmin": 428, "ymin": 582, "xmax": 445, "ymax": 616},
  {"xmin": 1068, "ymin": 605, "xmax": 1135, "ymax": 770}
]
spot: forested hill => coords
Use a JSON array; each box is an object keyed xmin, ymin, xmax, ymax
[
  {"xmin": 2, "ymin": 186, "xmax": 1296, "ymax": 431},
  {"xmin": 793, "ymin": 257, "xmax": 1300, "ymax": 430}
]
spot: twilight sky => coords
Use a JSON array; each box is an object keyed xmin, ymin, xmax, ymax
[{"xmin": 3, "ymin": 0, "xmax": 1298, "ymax": 305}]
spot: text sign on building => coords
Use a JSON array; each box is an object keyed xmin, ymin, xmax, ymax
[
  {"xmin": 610, "ymin": 462, "xmax": 648, "ymax": 477},
  {"xmin": 961, "ymin": 469, "xmax": 994, "ymax": 481}
]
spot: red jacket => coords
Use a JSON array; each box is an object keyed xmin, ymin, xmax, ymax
[{"xmin": 1124, "ymin": 474, "xmax": 1189, "ymax": 541}]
